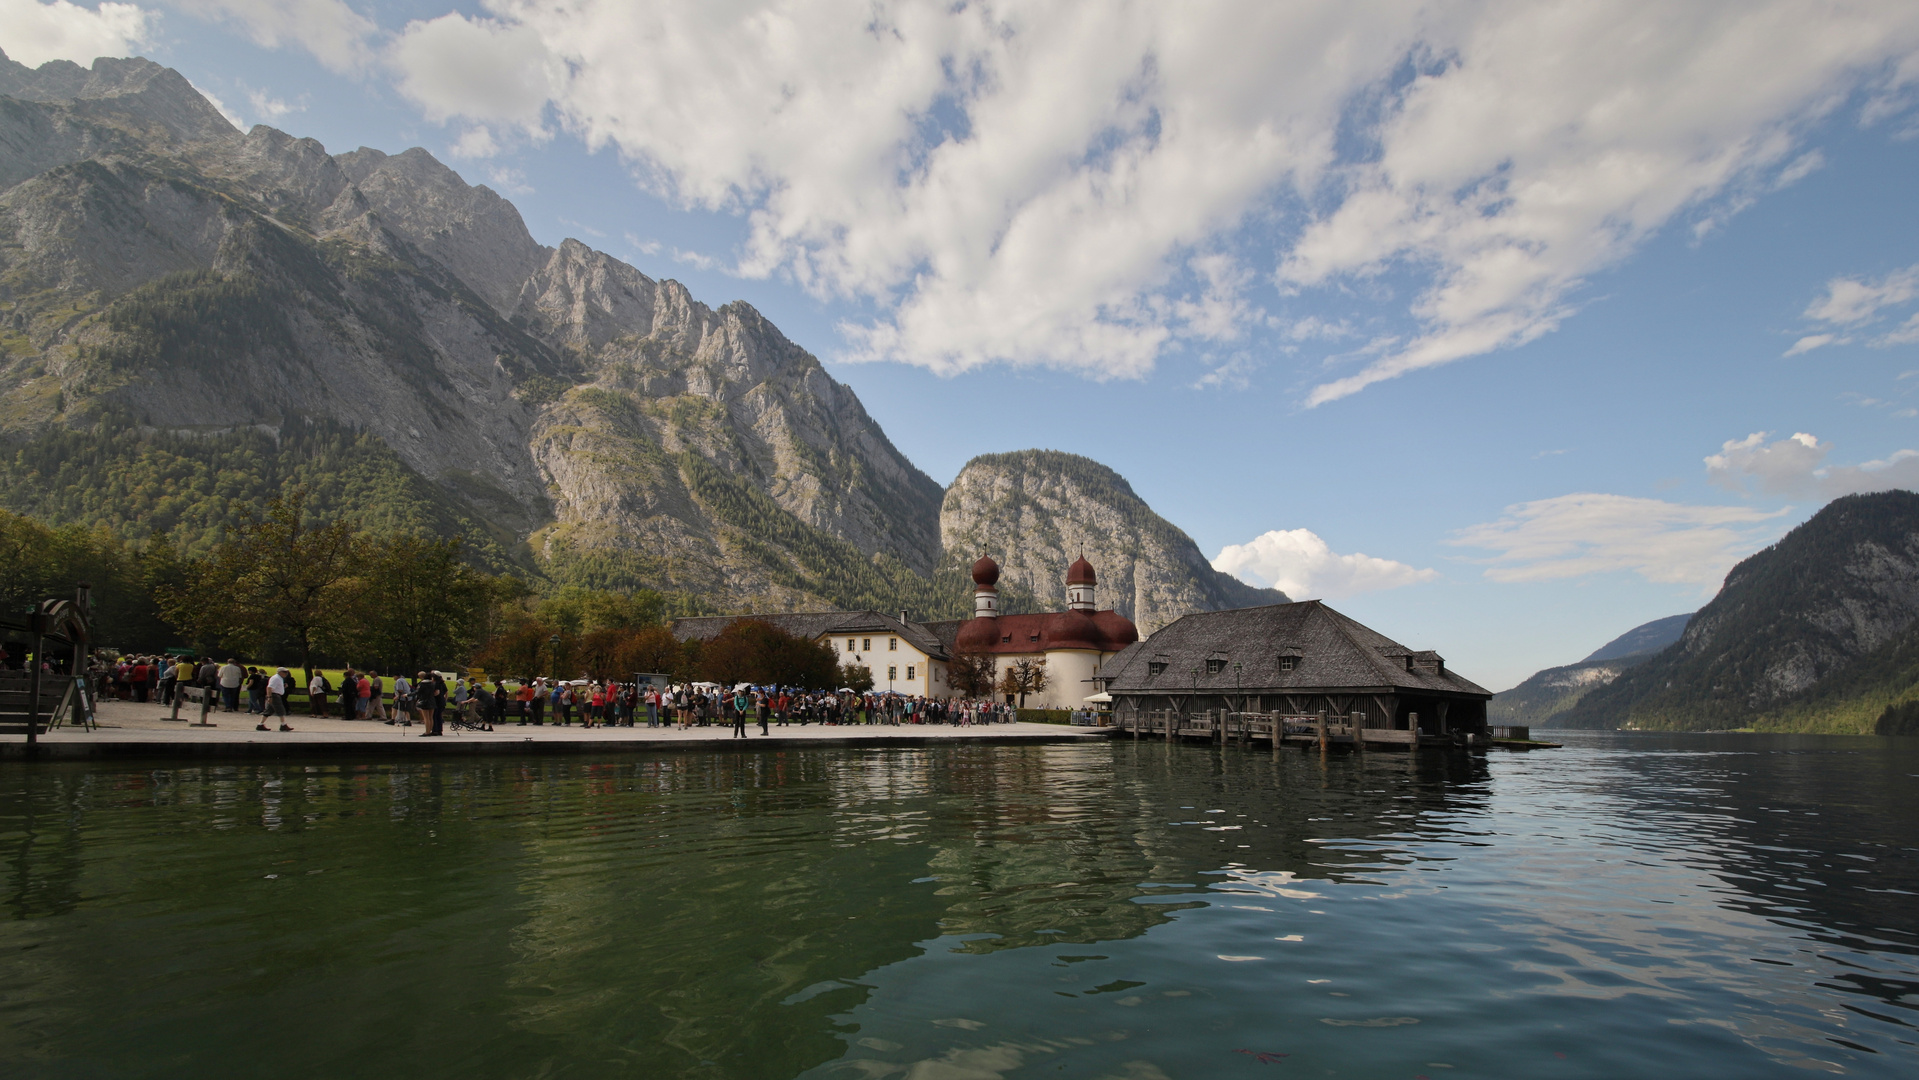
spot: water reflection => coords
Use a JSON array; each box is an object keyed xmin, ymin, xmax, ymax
[{"xmin": 0, "ymin": 737, "xmax": 1910, "ymax": 1079}]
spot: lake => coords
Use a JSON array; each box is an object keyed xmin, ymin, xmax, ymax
[{"xmin": 1, "ymin": 734, "xmax": 1914, "ymax": 1078}]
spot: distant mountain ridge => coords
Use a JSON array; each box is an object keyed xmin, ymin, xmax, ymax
[
  {"xmin": 1582, "ymin": 613, "xmax": 1691, "ymax": 663},
  {"xmin": 0, "ymin": 51, "xmax": 1276, "ymax": 627},
  {"xmin": 1559, "ymin": 491, "xmax": 1919, "ymax": 732},
  {"xmin": 1489, "ymin": 612, "xmax": 1690, "ymax": 728}
]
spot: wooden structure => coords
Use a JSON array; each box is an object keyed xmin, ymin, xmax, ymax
[
  {"xmin": 1099, "ymin": 601, "xmax": 1493, "ymax": 749},
  {"xmin": 0, "ymin": 585, "xmax": 95, "ymax": 745},
  {"xmin": 1115, "ymin": 708, "xmax": 1454, "ymax": 748}
]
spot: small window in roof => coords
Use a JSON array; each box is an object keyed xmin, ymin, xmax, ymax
[
  {"xmin": 1147, "ymin": 661, "xmax": 1167, "ymax": 677},
  {"xmin": 1206, "ymin": 657, "xmax": 1227, "ymax": 674},
  {"xmin": 1001, "ymin": 634, "xmax": 1012, "ymax": 643},
  {"xmin": 1278, "ymin": 656, "xmax": 1299, "ymax": 672}
]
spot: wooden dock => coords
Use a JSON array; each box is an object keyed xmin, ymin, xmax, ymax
[{"xmin": 1115, "ymin": 708, "xmax": 1480, "ymax": 749}]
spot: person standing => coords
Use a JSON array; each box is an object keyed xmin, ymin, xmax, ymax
[
  {"xmin": 157, "ymin": 656, "xmax": 177, "ymax": 706},
  {"xmin": 421, "ymin": 672, "xmax": 445, "ymax": 737},
  {"xmin": 756, "ymin": 691, "xmax": 770, "ymax": 736},
  {"xmin": 732, "ymin": 688, "xmax": 748, "ymax": 738},
  {"xmin": 262, "ymin": 668, "xmax": 293, "ymax": 731},
  {"xmin": 218, "ymin": 659, "xmax": 244, "ymax": 712},
  {"xmin": 309, "ymin": 669, "xmax": 330, "ymax": 717}
]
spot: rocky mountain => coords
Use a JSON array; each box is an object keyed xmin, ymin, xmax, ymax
[
  {"xmin": 1560, "ymin": 491, "xmax": 1919, "ymax": 732},
  {"xmin": 1488, "ymin": 612, "xmax": 1691, "ymax": 727},
  {"xmin": 1581, "ymin": 613, "xmax": 1690, "ymax": 663},
  {"xmin": 0, "ymin": 52, "xmax": 1262, "ymax": 627},
  {"xmin": 940, "ymin": 450, "xmax": 1286, "ymax": 634}
]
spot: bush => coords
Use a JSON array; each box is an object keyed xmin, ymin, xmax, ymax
[{"xmin": 1016, "ymin": 708, "xmax": 1072, "ymax": 724}]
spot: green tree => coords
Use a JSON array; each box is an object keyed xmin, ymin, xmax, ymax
[
  {"xmin": 699, "ymin": 620, "xmax": 839, "ymax": 688},
  {"xmin": 327, "ymin": 534, "xmax": 493, "ymax": 676},
  {"xmin": 158, "ymin": 488, "xmax": 355, "ymax": 681},
  {"xmin": 836, "ymin": 662, "xmax": 875, "ymax": 693}
]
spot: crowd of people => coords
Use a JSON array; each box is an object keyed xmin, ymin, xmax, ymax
[
  {"xmin": 86, "ymin": 653, "xmax": 1026, "ymax": 738},
  {"xmin": 464, "ymin": 678, "xmax": 1019, "ymax": 737}
]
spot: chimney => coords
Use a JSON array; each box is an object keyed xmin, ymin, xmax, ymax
[{"xmin": 899, "ymin": 608, "xmax": 909, "ymax": 625}]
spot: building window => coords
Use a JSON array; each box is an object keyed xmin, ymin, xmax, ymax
[
  {"xmin": 1001, "ymin": 634, "xmax": 1012, "ymax": 643},
  {"xmin": 1278, "ymin": 656, "xmax": 1299, "ymax": 672},
  {"xmin": 934, "ymin": 668, "xmax": 942, "ymax": 682},
  {"xmin": 889, "ymin": 637, "xmax": 897, "ymax": 651},
  {"xmin": 907, "ymin": 665, "xmax": 915, "ymax": 680},
  {"xmin": 1206, "ymin": 658, "xmax": 1227, "ymax": 674},
  {"xmin": 847, "ymin": 639, "xmax": 856, "ymax": 652},
  {"xmin": 888, "ymin": 666, "xmax": 897, "ymax": 681},
  {"xmin": 863, "ymin": 637, "xmax": 872, "ymax": 651},
  {"xmin": 1148, "ymin": 661, "xmax": 1167, "ymax": 676}
]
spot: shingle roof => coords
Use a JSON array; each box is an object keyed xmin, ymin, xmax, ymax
[
  {"xmin": 1100, "ymin": 600, "xmax": 1490, "ymax": 698},
  {"xmin": 669, "ymin": 611, "xmax": 950, "ymax": 660}
]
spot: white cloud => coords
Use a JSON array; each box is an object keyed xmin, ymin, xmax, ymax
[
  {"xmin": 483, "ymin": 164, "xmax": 531, "ymax": 196},
  {"xmin": 1789, "ymin": 263, "xmax": 1919, "ymax": 352},
  {"xmin": 389, "ymin": 12, "xmax": 555, "ymax": 131},
  {"xmin": 1450, "ymin": 493, "xmax": 1787, "ymax": 588},
  {"xmin": 364, "ymin": 1, "xmax": 1919, "ymax": 393},
  {"xmin": 448, "ymin": 125, "xmax": 499, "ymax": 160},
  {"xmin": 0, "ymin": 0, "xmax": 153, "ymax": 66},
  {"xmin": 1784, "ymin": 332, "xmax": 1843, "ymax": 356},
  {"xmin": 1805, "ymin": 264, "xmax": 1919, "ymax": 325},
  {"xmin": 1880, "ymin": 312, "xmax": 1919, "ymax": 346},
  {"xmin": 1705, "ymin": 430, "xmax": 1919, "ymax": 498},
  {"xmin": 168, "ymin": 0, "xmax": 376, "ymax": 73},
  {"xmin": 1212, "ymin": 528, "xmax": 1438, "ymax": 599},
  {"xmin": 243, "ymin": 82, "xmax": 296, "ymax": 122}
]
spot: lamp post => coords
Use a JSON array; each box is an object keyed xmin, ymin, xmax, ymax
[{"xmin": 548, "ymin": 634, "xmax": 561, "ymax": 684}]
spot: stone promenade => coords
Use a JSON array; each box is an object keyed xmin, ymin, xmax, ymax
[{"xmin": 1, "ymin": 698, "xmax": 1114, "ymax": 760}]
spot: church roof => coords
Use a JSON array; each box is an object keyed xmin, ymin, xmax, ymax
[
  {"xmin": 1066, "ymin": 555, "xmax": 1096, "ymax": 585},
  {"xmin": 953, "ymin": 608, "xmax": 1138, "ymax": 654}
]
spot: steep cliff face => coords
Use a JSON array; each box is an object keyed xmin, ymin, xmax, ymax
[
  {"xmin": 1562, "ymin": 491, "xmax": 1919, "ymax": 730},
  {"xmin": 0, "ymin": 51, "xmax": 1280, "ymax": 625},
  {"xmin": 0, "ymin": 51, "xmax": 946, "ymax": 611},
  {"xmin": 940, "ymin": 450, "xmax": 1286, "ymax": 634}
]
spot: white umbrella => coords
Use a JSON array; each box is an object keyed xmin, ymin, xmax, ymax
[{"xmin": 1083, "ymin": 691, "xmax": 1113, "ymax": 703}]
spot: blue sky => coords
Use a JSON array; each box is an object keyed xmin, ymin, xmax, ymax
[{"xmin": 7, "ymin": 1, "xmax": 1919, "ymax": 689}]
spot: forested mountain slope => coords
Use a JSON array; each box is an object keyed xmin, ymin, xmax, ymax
[
  {"xmin": 1560, "ymin": 491, "xmax": 1919, "ymax": 732},
  {"xmin": 0, "ymin": 51, "xmax": 1259, "ymax": 625}
]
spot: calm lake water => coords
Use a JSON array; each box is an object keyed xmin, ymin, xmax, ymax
[{"xmin": 1, "ymin": 734, "xmax": 1915, "ymax": 1079}]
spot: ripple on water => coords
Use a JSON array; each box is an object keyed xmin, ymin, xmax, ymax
[{"xmin": 0, "ymin": 734, "xmax": 1912, "ymax": 1079}]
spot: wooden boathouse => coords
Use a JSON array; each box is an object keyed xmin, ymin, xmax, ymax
[{"xmin": 1099, "ymin": 600, "xmax": 1492, "ymax": 748}]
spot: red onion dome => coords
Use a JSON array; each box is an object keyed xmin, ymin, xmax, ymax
[
  {"xmin": 971, "ymin": 555, "xmax": 1001, "ymax": 587},
  {"xmin": 1066, "ymin": 554, "xmax": 1096, "ymax": 585}
]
